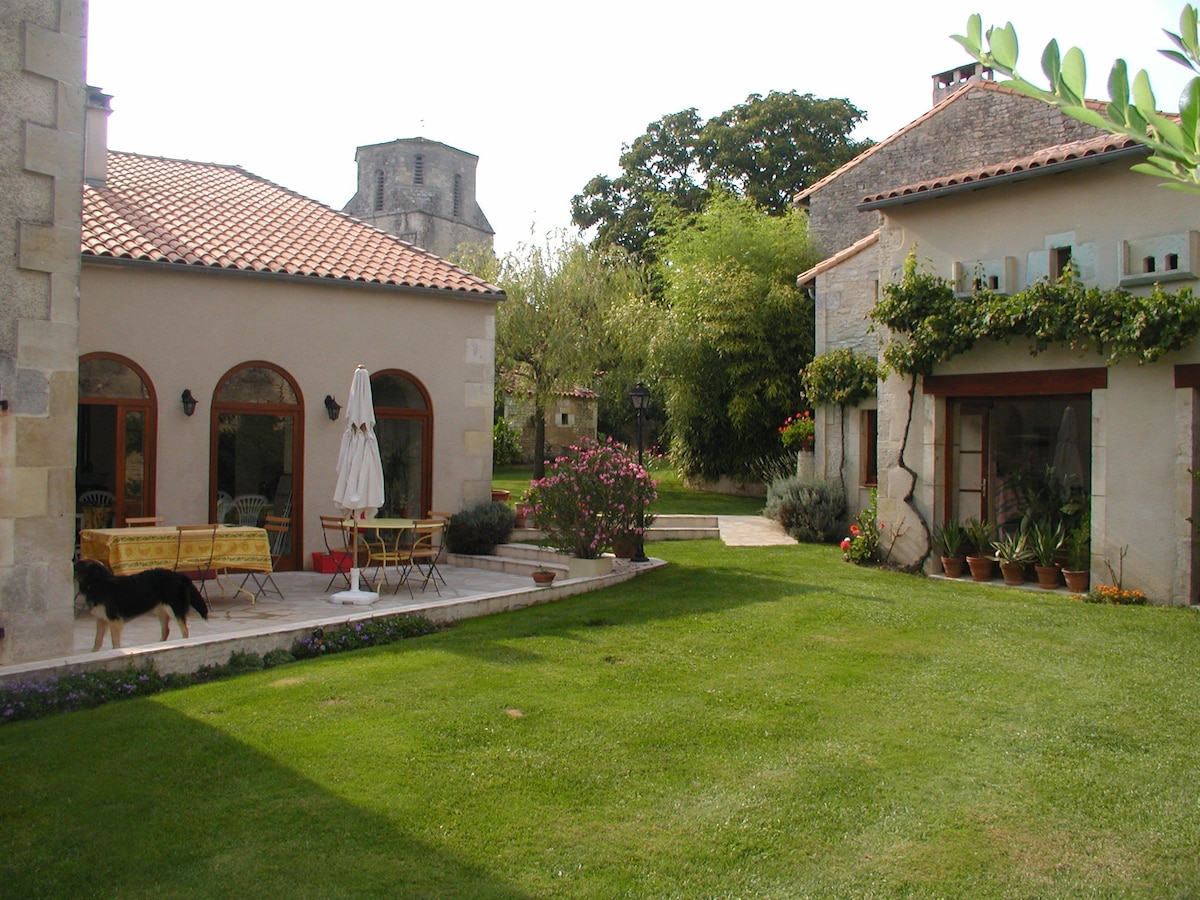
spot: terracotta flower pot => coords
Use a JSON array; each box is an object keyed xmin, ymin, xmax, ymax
[
  {"xmin": 531, "ymin": 570, "xmax": 556, "ymax": 586},
  {"xmin": 1062, "ymin": 569, "xmax": 1090, "ymax": 593},
  {"xmin": 999, "ymin": 561, "xmax": 1026, "ymax": 585},
  {"xmin": 1035, "ymin": 564, "xmax": 1061, "ymax": 589},
  {"xmin": 966, "ymin": 555, "xmax": 995, "ymax": 582},
  {"xmin": 941, "ymin": 555, "xmax": 965, "ymax": 578}
]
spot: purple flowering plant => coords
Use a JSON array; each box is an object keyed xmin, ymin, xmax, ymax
[{"xmin": 525, "ymin": 437, "xmax": 657, "ymax": 559}]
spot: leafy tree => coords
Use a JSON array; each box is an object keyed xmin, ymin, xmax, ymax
[
  {"xmin": 953, "ymin": 6, "xmax": 1200, "ymax": 190},
  {"xmin": 493, "ymin": 235, "xmax": 648, "ymax": 477},
  {"xmin": 652, "ymin": 194, "xmax": 821, "ymax": 480},
  {"xmin": 702, "ymin": 92, "xmax": 873, "ymax": 213},
  {"xmin": 572, "ymin": 92, "xmax": 870, "ymax": 260}
]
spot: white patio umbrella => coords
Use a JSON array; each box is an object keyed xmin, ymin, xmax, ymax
[{"xmin": 331, "ymin": 365, "xmax": 385, "ymax": 604}]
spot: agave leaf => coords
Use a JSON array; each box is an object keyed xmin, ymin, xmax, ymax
[
  {"xmin": 1183, "ymin": 3, "xmax": 1200, "ymax": 55},
  {"xmin": 1059, "ymin": 46, "xmax": 1087, "ymax": 104},
  {"xmin": 1041, "ymin": 38, "xmax": 1061, "ymax": 84},
  {"xmin": 1128, "ymin": 104, "xmax": 1147, "ymax": 135},
  {"xmin": 989, "ymin": 22, "xmax": 1019, "ymax": 71},
  {"xmin": 1062, "ymin": 106, "xmax": 1110, "ymax": 130},
  {"xmin": 1180, "ymin": 78, "xmax": 1200, "ymax": 143},
  {"xmin": 1161, "ymin": 47, "xmax": 1193, "ymax": 69},
  {"xmin": 1107, "ymin": 59, "xmax": 1130, "ymax": 115},
  {"xmin": 1132, "ymin": 69, "xmax": 1158, "ymax": 114},
  {"xmin": 1147, "ymin": 111, "xmax": 1185, "ymax": 149}
]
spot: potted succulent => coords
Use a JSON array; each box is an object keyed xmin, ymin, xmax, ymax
[
  {"xmin": 963, "ymin": 517, "xmax": 997, "ymax": 581},
  {"xmin": 990, "ymin": 528, "xmax": 1033, "ymax": 585},
  {"xmin": 1061, "ymin": 513, "xmax": 1091, "ymax": 593},
  {"xmin": 931, "ymin": 519, "xmax": 967, "ymax": 578},
  {"xmin": 531, "ymin": 565, "xmax": 556, "ymax": 586},
  {"xmin": 1028, "ymin": 518, "xmax": 1065, "ymax": 589}
]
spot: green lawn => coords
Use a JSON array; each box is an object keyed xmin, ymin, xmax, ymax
[
  {"xmin": 3, "ymin": 542, "xmax": 1200, "ymax": 897},
  {"xmin": 494, "ymin": 463, "xmax": 765, "ymax": 516}
]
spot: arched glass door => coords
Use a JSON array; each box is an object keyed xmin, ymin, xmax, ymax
[
  {"xmin": 77, "ymin": 353, "xmax": 156, "ymax": 528},
  {"xmin": 372, "ymin": 370, "xmax": 432, "ymax": 518},
  {"xmin": 211, "ymin": 362, "xmax": 303, "ymax": 570}
]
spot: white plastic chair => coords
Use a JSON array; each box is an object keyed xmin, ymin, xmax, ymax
[
  {"xmin": 216, "ymin": 492, "xmax": 235, "ymax": 525},
  {"xmin": 232, "ymin": 494, "xmax": 270, "ymax": 526}
]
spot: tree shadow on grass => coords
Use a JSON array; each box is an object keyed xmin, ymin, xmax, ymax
[
  {"xmin": 443, "ymin": 544, "xmax": 847, "ymax": 664},
  {"xmin": 0, "ymin": 702, "xmax": 535, "ymax": 900}
]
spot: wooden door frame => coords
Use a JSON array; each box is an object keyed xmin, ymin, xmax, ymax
[
  {"xmin": 209, "ymin": 360, "xmax": 304, "ymax": 571},
  {"xmin": 78, "ymin": 352, "xmax": 158, "ymax": 526}
]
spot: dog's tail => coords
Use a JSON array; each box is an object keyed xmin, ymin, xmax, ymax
[{"xmin": 185, "ymin": 579, "xmax": 209, "ymax": 620}]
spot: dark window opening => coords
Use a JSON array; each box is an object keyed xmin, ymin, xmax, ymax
[
  {"xmin": 1052, "ymin": 246, "xmax": 1072, "ymax": 278},
  {"xmin": 863, "ymin": 409, "xmax": 878, "ymax": 486},
  {"xmin": 1143, "ymin": 255, "xmax": 1156, "ymax": 273},
  {"xmin": 413, "ymin": 155, "xmax": 424, "ymax": 185},
  {"xmin": 373, "ymin": 171, "xmax": 385, "ymax": 211},
  {"xmin": 1167, "ymin": 252, "xmax": 1180, "ymax": 270},
  {"xmin": 453, "ymin": 173, "xmax": 462, "ymax": 217}
]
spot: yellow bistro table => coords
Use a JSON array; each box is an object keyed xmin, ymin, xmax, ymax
[
  {"xmin": 344, "ymin": 518, "xmax": 415, "ymax": 593},
  {"xmin": 79, "ymin": 525, "xmax": 272, "ymax": 577}
]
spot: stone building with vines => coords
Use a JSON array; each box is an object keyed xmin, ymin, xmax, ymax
[{"xmin": 795, "ymin": 65, "xmax": 1200, "ymax": 604}]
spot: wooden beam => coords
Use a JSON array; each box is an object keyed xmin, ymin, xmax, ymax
[{"xmin": 922, "ymin": 368, "xmax": 1107, "ymax": 397}]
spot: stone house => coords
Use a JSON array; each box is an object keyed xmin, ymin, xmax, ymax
[
  {"xmin": 502, "ymin": 387, "xmax": 599, "ymax": 461},
  {"xmin": 798, "ymin": 67, "xmax": 1200, "ymax": 603},
  {"xmin": 0, "ymin": 2, "xmax": 505, "ymax": 665},
  {"xmin": 342, "ymin": 137, "xmax": 494, "ymax": 260}
]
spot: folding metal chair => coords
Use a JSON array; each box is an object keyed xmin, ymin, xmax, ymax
[
  {"xmin": 239, "ymin": 514, "xmax": 289, "ymax": 601},
  {"xmin": 408, "ymin": 520, "xmax": 445, "ymax": 594},
  {"xmin": 174, "ymin": 524, "xmax": 219, "ymax": 600},
  {"xmin": 320, "ymin": 515, "xmax": 366, "ymax": 592},
  {"xmin": 362, "ymin": 524, "xmax": 413, "ymax": 597}
]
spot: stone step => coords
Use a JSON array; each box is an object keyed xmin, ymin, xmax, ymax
[
  {"xmin": 647, "ymin": 514, "xmax": 720, "ymax": 541},
  {"xmin": 512, "ymin": 515, "xmax": 721, "ymax": 545},
  {"xmin": 450, "ymin": 544, "xmax": 569, "ymax": 576}
]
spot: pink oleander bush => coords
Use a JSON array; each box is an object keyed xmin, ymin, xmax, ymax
[{"xmin": 525, "ymin": 437, "xmax": 658, "ymax": 559}]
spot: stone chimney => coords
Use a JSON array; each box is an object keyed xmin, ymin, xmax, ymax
[
  {"xmin": 932, "ymin": 63, "xmax": 994, "ymax": 107},
  {"xmin": 84, "ymin": 85, "xmax": 112, "ymax": 186}
]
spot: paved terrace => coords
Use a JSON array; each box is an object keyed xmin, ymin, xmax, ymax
[{"xmin": 0, "ymin": 515, "xmax": 793, "ymax": 686}]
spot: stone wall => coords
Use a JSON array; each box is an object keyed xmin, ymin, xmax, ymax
[
  {"xmin": 806, "ymin": 85, "xmax": 1105, "ymax": 257},
  {"xmin": 0, "ymin": 0, "xmax": 86, "ymax": 664}
]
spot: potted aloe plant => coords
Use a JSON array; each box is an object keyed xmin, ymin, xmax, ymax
[
  {"xmin": 1061, "ymin": 513, "xmax": 1091, "ymax": 593},
  {"xmin": 963, "ymin": 517, "xmax": 996, "ymax": 581},
  {"xmin": 1029, "ymin": 518, "xmax": 1065, "ymax": 589},
  {"xmin": 931, "ymin": 519, "xmax": 967, "ymax": 578},
  {"xmin": 990, "ymin": 528, "xmax": 1033, "ymax": 585}
]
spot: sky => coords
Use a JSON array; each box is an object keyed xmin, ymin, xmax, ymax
[{"xmin": 86, "ymin": 0, "xmax": 1195, "ymax": 257}]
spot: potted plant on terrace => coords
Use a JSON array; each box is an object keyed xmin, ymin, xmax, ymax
[
  {"xmin": 1029, "ymin": 518, "xmax": 1065, "ymax": 589},
  {"xmin": 990, "ymin": 528, "xmax": 1033, "ymax": 585},
  {"xmin": 779, "ymin": 410, "xmax": 815, "ymax": 453},
  {"xmin": 964, "ymin": 517, "xmax": 997, "ymax": 581},
  {"xmin": 531, "ymin": 565, "xmax": 556, "ymax": 586},
  {"xmin": 931, "ymin": 519, "xmax": 967, "ymax": 578},
  {"xmin": 1061, "ymin": 513, "xmax": 1091, "ymax": 593},
  {"xmin": 525, "ymin": 437, "xmax": 657, "ymax": 578}
]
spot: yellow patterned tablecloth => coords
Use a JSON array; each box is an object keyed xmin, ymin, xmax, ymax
[{"xmin": 79, "ymin": 525, "xmax": 272, "ymax": 576}]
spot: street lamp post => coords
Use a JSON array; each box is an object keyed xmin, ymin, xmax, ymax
[{"xmin": 629, "ymin": 382, "xmax": 650, "ymax": 563}]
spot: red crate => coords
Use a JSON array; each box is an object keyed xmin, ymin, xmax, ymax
[{"xmin": 311, "ymin": 551, "xmax": 353, "ymax": 574}]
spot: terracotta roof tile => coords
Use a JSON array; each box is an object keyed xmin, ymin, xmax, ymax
[
  {"xmin": 82, "ymin": 152, "xmax": 503, "ymax": 297},
  {"xmin": 859, "ymin": 133, "xmax": 1146, "ymax": 207}
]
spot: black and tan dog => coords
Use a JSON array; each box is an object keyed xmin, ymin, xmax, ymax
[{"xmin": 74, "ymin": 558, "xmax": 210, "ymax": 651}]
